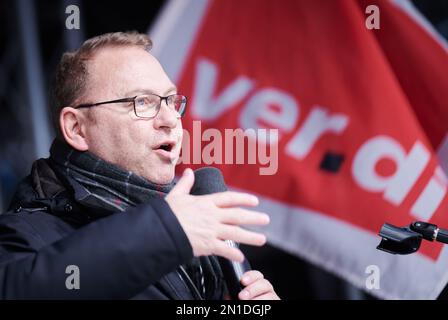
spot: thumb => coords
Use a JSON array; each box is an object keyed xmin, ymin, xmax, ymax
[{"xmin": 169, "ymin": 168, "xmax": 194, "ymax": 196}]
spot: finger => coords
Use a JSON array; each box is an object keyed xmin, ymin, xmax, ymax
[
  {"xmin": 169, "ymin": 168, "xmax": 194, "ymax": 196},
  {"xmin": 239, "ymin": 278, "xmax": 273, "ymax": 300},
  {"xmin": 208, "ymin": 191, "xmax": 259, "ymax": 208},
  {"xmin": 241, "ymin": 270, "xmax": 264, "ymax": 286},
  {"xmin": 219, "ymin": 208, "xmax": 270, "ymax": 226},
  {"xmin": 218, "ymin": 225, "xmax": 266, "ymax": 246},
  {"xmin": 213, "ymin": 240, "xmax": 245, "ymax": 262},
  {"xmin": 252, "ymin": 293, "xmax": 280, "ymax": 300}
]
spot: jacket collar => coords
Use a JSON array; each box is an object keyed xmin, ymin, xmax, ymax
[{"xmin": 9, "ymin": 157, "xmax": 111, "ymax": 227}]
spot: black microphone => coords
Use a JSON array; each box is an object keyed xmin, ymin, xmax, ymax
[{"xmin": 190, "ymin": 166, "xmax": 252, "ymax": 300}]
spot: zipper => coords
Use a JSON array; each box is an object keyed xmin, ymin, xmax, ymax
[
  {"xmin": 15, "ymin": 206, "xmax": 48, "ymax": 213},
  {"xmin": 178, "ymin": 265, "xmax": 204, "ymax": 300}
]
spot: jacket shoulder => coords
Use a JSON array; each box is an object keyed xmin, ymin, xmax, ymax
[{"xmin": 0, "ymin": 210, "xmax": 74, "ymax": 253}]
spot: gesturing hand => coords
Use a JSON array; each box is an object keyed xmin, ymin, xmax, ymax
[{"xmin": 165, "ymin": 168, "xmax": 270, "ymax": 262}]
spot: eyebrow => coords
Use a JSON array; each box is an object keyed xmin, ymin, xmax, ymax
[{"xmin": 124, "ymin": 87, "xmax": 177, "ymax": 97}]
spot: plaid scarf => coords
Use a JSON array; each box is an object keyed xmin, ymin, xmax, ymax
[{"xmin": 49, "ymin": 139, "xmax": 174, "ymax": 213}]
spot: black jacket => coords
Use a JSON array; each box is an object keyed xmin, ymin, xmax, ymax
[{"xmin": 0, "ymin": 159, "xmax": 226, "ymax": 299}]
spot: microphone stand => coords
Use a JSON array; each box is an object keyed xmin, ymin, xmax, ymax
[{"xmin": 377, "ymin": 221, "xmax": 448, "ymax": 255}]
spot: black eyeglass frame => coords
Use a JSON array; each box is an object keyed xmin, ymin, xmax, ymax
[{"xmin": 73, "ymin": 93, "xmax": 187, "ymax": 119}]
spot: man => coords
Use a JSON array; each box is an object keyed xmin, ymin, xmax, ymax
[{"xmin": 0, "ymin": 31, "xmax": 279, "ymax": 299}]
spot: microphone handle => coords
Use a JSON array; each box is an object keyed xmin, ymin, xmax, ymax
[
  {"xmin": 217, "ymin": 240, "xmax": 251, "ymax": 300},
  {"xmin": 189, "ymin": 167, "xmax": 252, "ymax": 299}
]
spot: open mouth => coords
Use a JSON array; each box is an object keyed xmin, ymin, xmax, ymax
[
  {"xmin": 158, "ymin": 143, "xmax": 173, "ymax": 152},
  {"xmin": 153, "ymin": 141, "xmax": 176, "ymax": 160}
]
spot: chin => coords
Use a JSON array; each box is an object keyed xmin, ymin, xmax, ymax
[{"xmin": 145, "ymin": 167, "xmax": 175, "ymax": 184}]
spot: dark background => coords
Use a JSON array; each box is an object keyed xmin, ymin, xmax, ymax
[{"xmin": 1, "ymin": 0, "xmax": 447, "ymax": 299}]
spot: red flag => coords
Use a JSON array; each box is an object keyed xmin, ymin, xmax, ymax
[{"xmin": 150, "ymin": 0, "xmax": 448, "ymax": 299}]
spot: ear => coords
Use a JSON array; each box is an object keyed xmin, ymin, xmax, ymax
[{"xmin": 60, "ymin": 107, "xmax": 89, "ymax": 151}]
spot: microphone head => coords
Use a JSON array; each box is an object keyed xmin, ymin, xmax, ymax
[{"xmin": 191, "ymin": 167, "xmax": 228, "ymax": 195}]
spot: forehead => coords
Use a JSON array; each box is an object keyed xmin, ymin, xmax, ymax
[{"xmin": 86, "ymin": 46, "xmax": 174, "ymax": 98}]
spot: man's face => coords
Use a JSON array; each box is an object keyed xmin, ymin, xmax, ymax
[{"xmin": 79, "ymin": 46, "xmax": 183, "ymax": 184}]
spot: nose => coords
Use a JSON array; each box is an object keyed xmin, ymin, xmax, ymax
[{"xmin": 153, "ymin": 100, "xmax": 178, "ymax": 129}]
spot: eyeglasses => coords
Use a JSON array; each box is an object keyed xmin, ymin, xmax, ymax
[{"xmin": 73, "ymin": 93, "xmax": 187, "ymax": 119}]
